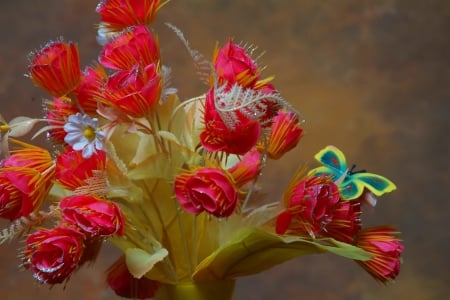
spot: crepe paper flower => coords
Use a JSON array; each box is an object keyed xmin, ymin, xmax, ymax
[
  {"xmin": 200, "ymin": 88, "xmax": 261, "ymax": 155},
  {"xmin": 103, "ymin": 63, "xmax": 162, "ymax": 117},
  {"xmin": 1, "ymin": 140, "xmax": 54, "ymax": 174},
  {"xmin": 28, "ymin": 40, "xmax": 81, "ymax": 97},
  {"xmin": 276, "ymin": 175, "xmax": 340, "ymax": 238},
  {"xmin": 99, "ymin": 25, "xmax": 160, "ymax": 71},
  {"xmin": 265, "ymin": 110, "xmax": 303, "ymax": 160},
  {"xmin": 324, "ymin": 200, "xmax": 362, "ymax": 243},
  {"xmin": 354, "ymin": 226, "xmax": 404, "ymax": 283},
  {"xmin": 106, "ymin": 256, "xmax": 160, "ymax": 299},
  {"xmin": 228, "ymin": 149, "xmax": 262, "ymax": 187},
  {"xmin": 0, "ymin": 167, "xmax": 52, "ymax": 221},
  {"xmin": 22, "ymin": 226, "xmax": 85, "ymax": 284},
  {"xmin": 60, "ymin": 195, "xmax": 124, "ymax": 237},
  {"xmin": 73, "ymin": 65, "xmax": 108, "ymax": 115},
  {"xmin": 45, "ymin": 96, "xmax": 79, "ymax": 143},
  {"xmin": 55, "ymin": 146, "xmax": 106, "ymax": 191},
  {"xmin": 174, "ymin": 166, "xmax": 238, "ymax": 218},
  {"xmin": 64, "ymin": 113, "xmax": 105, "ymax": 158},
  {"xmin": 213, "ymin": 38, "xmax": 260, "ymax": 88},
  {"xmin": 96, "ymin": 0, "xmax": 168, "ymax": 33}
]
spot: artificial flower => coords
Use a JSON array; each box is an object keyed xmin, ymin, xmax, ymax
[
  {"xmin": 73, "ymin": 65, "xmax": 108, "ymax": 115},
  {"xmin": 45, "ymin": 96, "xmax": 79, "ymax": 143},
  {"xmin": 228, "ymin": 149, "xmax": 262, "ymax": 187},
  {"xmin": 22, "ymin": 226, "xmax": 85, "ymax": 284},
  {"xmin": 28, "ymin": 40, "xmax": 81, "ymax": 97},
  {"xmin": 64, "ymin": 113, "xmax": 105, "ymax": 158},
  {"xmin": 99, "ymin": 25, "xmax": 160, "ymax": 71},
  {"xmin": 354, "ymin": 226, "xmax": 404, "ymax": 283},
  {"xmin": 265, "ymin": 110, "xmax": 303, "ymax": 159},
  {"xmin": 55, "ymin": 146, "xmax": 106, "ymax": 191},
  {"xmin": 276, "ymin": 175, "xmax": 340, "ymax": 237},
  {"xmin": 213, "ymin": 38, "xmax": 260, "ymax": 88},
  {"xmin": 174, "ymin": 166, "xmax": 238, "ymax": 217},
  {"xmin": 200, "ymin": 88, "xmax": 261, "ymax": 155},
  {"xmin": 96, "ymin": 0, "xmax": 168, "ymax": 32},
  {"xmin": 106, "ymin": 256, "xmax": 160, "ymax": 299},
  {"xmin": 0, "ymin": 167, "xmax": 50, "ymax": 221},
  {"xmin": 60, "ymin": 194, "xmax": 124, "ymax": 237},
  {"xmin": 102, "ymin": 63, "xmax": 162, "ymax": 117}
]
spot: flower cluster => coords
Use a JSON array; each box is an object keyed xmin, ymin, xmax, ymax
[{"xmin": 0, "ymin": 0, "xmax": 403, "ymax": 298}]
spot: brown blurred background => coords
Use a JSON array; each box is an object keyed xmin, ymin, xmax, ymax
[{"xmin": 0, "ymin": 0, "xmax": 449, "ymax": 299}]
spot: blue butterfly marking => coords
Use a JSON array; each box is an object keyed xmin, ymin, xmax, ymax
[{"xmin": 308, "ymin": 145, "xmax": 397, "ymax": 200}]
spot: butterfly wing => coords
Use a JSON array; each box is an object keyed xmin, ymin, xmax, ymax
[
  {"xmin": 352, "ymin": 172, "xmax": 397, "ymax": 197},
  {"xmin": 340, "ymin": 178, "xmax": 365, "ymax": 200},
  {"xmin": 309, "ymin": 145, "xmax": 348, "ymax": 181}
]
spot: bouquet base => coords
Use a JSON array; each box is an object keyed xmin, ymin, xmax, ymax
[{"xmin": 154, "ymin": 280, "xmax": 236, "ymax": 300}]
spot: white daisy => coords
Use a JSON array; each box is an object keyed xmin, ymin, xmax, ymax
[{"xmin": 64, "ymin": 113, "xmax": 105, "ymax": 158}]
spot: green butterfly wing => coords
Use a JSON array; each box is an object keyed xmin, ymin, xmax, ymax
[
  {"xmin": 310, "ymin": 145, "xmax": 347, "ymax": 180},
  {"xmin": 340, "ymin": 179, "xmax": 364, "ymax": 200},
  {"xmin": 351, "ymin": 172, "xmax": 397, "ymax": 197}
]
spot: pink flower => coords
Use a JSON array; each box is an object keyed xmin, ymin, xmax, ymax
[
  {"xmin": 325, "ymin": 200, "xmax": 361, "ymax": 243},
  {"xmin": 354, "ymin": 226, "xmax": 404, "ymax": 283},
  {"xmin": 228, "ymin": 149, "xmax": 261, "ymax": 187},
  {"xmin": 73, "ymin": 65, "xmax": 107, "ymax": 115},
  {"xmin": 55, "ymin": 147, "xmax": 106, "ymax": 191},
  {"xmin": 0, "ymin": 167, "xmax": 51, "ymax": 221},
  {"xmin": 174, "ymin": 167, "xmax": 238, "ymax": 218},
  {"xmin": 28, "ymin": 40, "xmax": 81, "ymax": 97},
  {"xmin": 200, "ymin": 88, "xmax": 261, "ymax": 155},
  {"xmin": 60, "ymin": 195, "xmax": 124, "ymax": 237},
  {"xmin": 22, "ymin": 227, "xmax": 85, "ymax": 284},
  {"xmin": 276, "ymin": 175, "xmax": 340, "ymax": 237},
  {"xmin": 45, "ymin": 96, "xmax": 79, "ymax": 143},
  {"xmin": 214, "ymin": 38, "xmax": 259, "ymax": 88},
  {"xmin": 97, "ymin": 0, "xmax": 165, "ymax": 32},
  {"xmin": 106, "ymin": 256, "xmax": 160, "ymax": 299},
  {"xmin": 1, "ymin": 140, "xmax": 53, "ymax": 173},
  {"xmin": 103, "ymin": 63, "xmax": 162, "ymax": 117},
  {"xmin": 265, "ymin": 110, "xmax": 303, "ymax": 159},
  {"xmin": 99, "ymin": 25, "xmax": 160, "ymax": 71}
]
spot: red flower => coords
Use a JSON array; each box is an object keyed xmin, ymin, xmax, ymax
[
  {"xmin": 174, "ymin": 167, "xmax": 238, "ymax": 218},
  {"xmin": 325, "ymin": 200, "xmax": 361, "ymax": 243},
  {"xmin": 213, "ymin": 38, "xmax": 259, "ymax": 88},
  {"xmin": 228, "ymin": 149, "xmax": 261, "ymax": 187},
  {"xmin": 45, "ymin": 96, "xmax": 79, "ymax": 143},
  {"xmin": 200, "ymin": 88, "xmax": 261, "ymax": 155},
  {"xmin": 265, "ymin": 110, "xmax": 303, "ymax": 159},
  {"xmin": 354, "ymin": 226, "xmax": 404, "ymax": 283},
  {"xmin": 23, "ymin": 227, "xmax": 85, "ymax": 284},
  {"xmin": 99, "ymin": 25, "xmax": 160, "ymax": 71},
  {"xmin": 103, "ymin": 63, "xmax": 162, "ymax": 117},
  {"xmin": 28, "ymin": 40, "xmax": 81, "ymax": 97},
  {"xmin": 60, "ymin": 195, "xmax": 124, "ymax": 237},
  {"xmin": 106, "ymin": 256, "xmax": 160, "ymax": 299},
  {"xmin": 0, "ymin": 167, "xmax": 51, "ymax": 221},
  {"xmin": 1, "ymin": 140, "xmax": 54, "ymax": 174},
  {"xmin": 276, "ymin": 175, "xmax": 340, "ymax": 237},
  {"xmin": 73, "ymin": 65, "xmax": 107, "ymax": 115},
  {"xmin": 55, "ymin": 147, "xmax": 106, "ymax": 191},
  {"xmin": 97, "ymin": 0, "xmax": 166, "ymax": 32}
]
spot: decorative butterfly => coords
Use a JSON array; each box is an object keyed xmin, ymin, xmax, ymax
[{"xmin": 308, "ymin": 145, "xmax": 396, "ymax": 201}]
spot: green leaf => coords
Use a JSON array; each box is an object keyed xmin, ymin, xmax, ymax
[
  {"xmin": 192, "ymin": 228, "xmax": 371, "ymax": 281},
  {"xmin": 126, "ymin": 247, "xmax": 169, "ymax": 279}
]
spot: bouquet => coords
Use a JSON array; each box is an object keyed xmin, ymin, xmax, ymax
[{"xmin": 0, "ymin": 1, "xmax": 404, "ymax": 299}]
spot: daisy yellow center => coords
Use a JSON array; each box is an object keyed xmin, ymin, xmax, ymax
[{"xmin": 83, "ymin": 126, "xmax": 96, "ymax": 141}]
